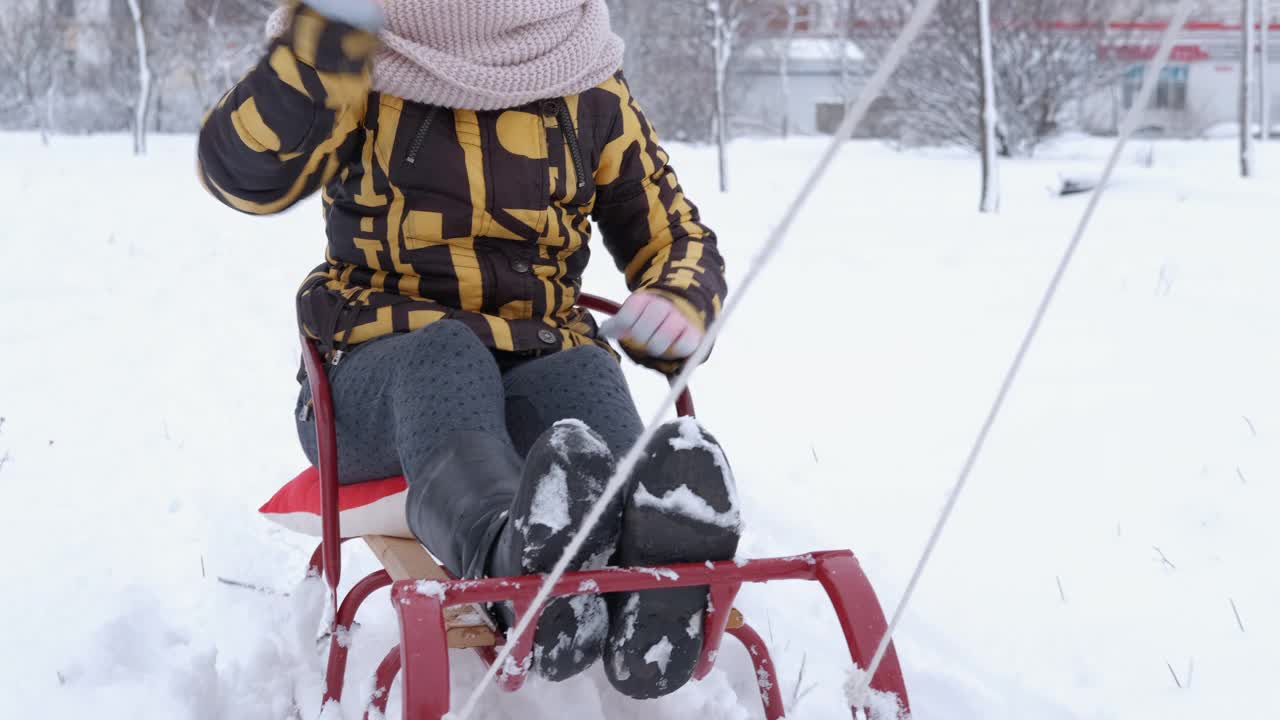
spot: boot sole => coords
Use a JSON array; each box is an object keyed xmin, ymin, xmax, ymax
[
  {"xmin": 606, "ymin": 419, "xmax": 741, "ymax": 699},
  {"xmin": 513, "ymin": 421, "xmax": 622, "ymax": 682}
]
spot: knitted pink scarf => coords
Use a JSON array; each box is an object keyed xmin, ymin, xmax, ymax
[{"xmin": 267, "ymin": 1, "xmax": 625, "ymax": 110}]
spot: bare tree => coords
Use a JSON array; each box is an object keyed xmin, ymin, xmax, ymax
[
  {"xmin": 608, "ymin": 0, "xmax": 716, "ymax": 143},
  {"xmin": 168, "ymin": 0, "xmax": 274, "ymax": 114},
  {"xmin": 1242, "ymin": 0, "xmax": 1256, "ymax": 176},
  {"xmin": 707, "ymin": 0, "xmax": 756, "ymax": 192},
  {"xmin": 977, "ymin": 0, "xmax": 1000, "ymax": 212},
  {"xmin": 837, "ymin": 0, "xmax": 855, "ymax": 100},
  {"xmin": 778, "ymin": 1, "xmax": 798, "ymax": 138},
  {"xmin": 0, "ymin": 0, "xmax": 63, "ymax": 134},
  {"xmin": 859, "ymin": 0, "xmax": 1150, "ymax": 156},
  {"xmin": 1259, "ymin": 0, "xmax": 1270, "ymax": 141},
  {"xmin": 614, "ymin": 0, "xmax": 759, "ymax": 190},
  {"xmin": 987, "ymin": 0, "xmax": 1133, "ymax": 154},
  {"xmin": 125, "ymin": 0, "xmax": 153, "ymax": 154}
]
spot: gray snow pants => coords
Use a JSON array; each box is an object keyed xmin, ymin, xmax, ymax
[{"xmin": 295, "ymin": 320, "xmax": 645, "ymax": 485}]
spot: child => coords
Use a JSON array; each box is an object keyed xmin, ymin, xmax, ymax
[{"xmin": 198, "ymin": 0, "xmax": 741, "ymax": 699}]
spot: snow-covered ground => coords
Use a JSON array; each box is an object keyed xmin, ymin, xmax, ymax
[{"xmin": 1, "ymin": 131, "xmax": 1277, "ymax": 720}]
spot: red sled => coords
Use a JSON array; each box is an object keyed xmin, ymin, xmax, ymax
[{"xmin": 286, "ymin": 293, "xmax": 910, "ymax": 719}]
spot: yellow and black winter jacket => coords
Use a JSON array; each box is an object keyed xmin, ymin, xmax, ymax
[{"xmin": 198, "ymin": 7, "xmax": 725, "ymax": 371}]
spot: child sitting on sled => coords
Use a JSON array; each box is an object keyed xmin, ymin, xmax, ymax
[{"xmin": 198, "ymin": 0, "xmax": 741, "ymax": 699}]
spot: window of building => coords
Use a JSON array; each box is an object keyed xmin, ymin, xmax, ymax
[
  {"xmin": 1123, "ymin": 64, "xmax": 1189, "ymax": 111},
  {"xmin": 816, "ymin": 101, "xmax": 845, "ymax": 134},
  {"xmin": 816, "ymin": 97, "xmax": 894, "ymax": 137},
  {"xmin": 761, "ymin": 2, "xmax": 821, "ymax": 33},
  {"xmin": 793, "ymin": 3, "xmax": 817, "ymax": 32}
]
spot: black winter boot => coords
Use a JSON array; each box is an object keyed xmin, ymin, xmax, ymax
[
  {"xmin": 604, "ymin": 418, "xmax": 742, "ymax": 699},
  {"xmin": 405, "ymin": 422, "xmax": 624, "ymax": 682},
  {"xmin": 404, "ymin": 430, "xmax": 521, "ymax": 583}
]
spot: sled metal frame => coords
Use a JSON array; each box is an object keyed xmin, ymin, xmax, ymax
[{"xmin": 299, "ymin": 293, "xmax": 910, "ymax": 720}]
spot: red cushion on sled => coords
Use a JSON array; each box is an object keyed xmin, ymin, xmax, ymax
[{"xmin": 259, "ymin": 468, "xmax": 412, "ymax": 539}]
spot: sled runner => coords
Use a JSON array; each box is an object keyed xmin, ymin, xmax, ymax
[{"xmin": 285, "ymin": 294, "xmax": 911, "ymax": 719}]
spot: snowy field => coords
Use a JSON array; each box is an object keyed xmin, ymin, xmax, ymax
[{"xmin": 1, "ymin": 131, "xmax": 1277, "ymax": 720}]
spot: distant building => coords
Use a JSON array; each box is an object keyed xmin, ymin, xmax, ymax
[
  {"xmin": 1083, "ymin": 18, "xmax": 1279, "ymax": 136},
  {"xmin": 730, "ymin": 1, "xmax": 869, "ymax": 136},
  {"xmin": 728, "ymin": 0, "xmax": 1279, "ymax": 140},
  {"xmin": 733, "ymin": 36, "xmax": 865, "ymax": 135}
]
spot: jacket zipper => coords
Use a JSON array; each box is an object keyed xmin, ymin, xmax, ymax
[
  {"xmin": 329, "ymin": 288, "xmax": 364, "ymax": 367},
  {"xmin": 404, "ymin": 106, "xmax": 440, "ymax": 166},
  {"xmin": 553, "ymin": 101, "xmax": 587, "ymax": 189}
]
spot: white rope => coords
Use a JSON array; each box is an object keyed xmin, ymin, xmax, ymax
[
  {"xmin": 847, "ymin": 0, "xmax": 1198, "ymax": 710},
  {"xmin": 449, "ymin": 3, "xmax": 943, "ymax": 718}
]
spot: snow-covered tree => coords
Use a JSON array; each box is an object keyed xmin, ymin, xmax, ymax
[
  {"xmin": 777, "ymin": 1, "xmax": 799, "ymax": 138},
  {"xmin": 836, "ymin": 0, "xmax": 857, "ymax": 101},
  {"xmin": 977, "ymin": 0, "xmax": 1000, "ymax": 212},
  {"xmin": 124, "ymin": 0, "xmax": 152, "ymax": 154},
  {"xmin": 1241, "ymin": 0, "xmax": 1256, "ymax": 175},
  {"xmin": 707, "ymin": 0, "xmax": 758, "ymax": 192},
  {"xmin": 1261, "ymin": 0, "xmax": 1271, "ymax": 142}
]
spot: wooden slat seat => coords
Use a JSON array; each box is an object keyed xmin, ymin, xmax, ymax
[{"xmin": 365, "ymin": 536, "xmax": 499, "ymax": 649}]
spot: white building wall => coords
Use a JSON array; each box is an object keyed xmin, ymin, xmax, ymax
[
  {"xmin": 732, "ymin": 37, "xmax": 865, "ymax": 136},
  {"xmin": 1083, "ymin": 25, "xmax": 1280, "ymax": 137},
  {"xmin": 1183, "ymin": 59, "xmax": 1280, "ymax": 132},
  {"xmin": 733, "ymin": 70, "xmax": 850, "ymax": 135}
]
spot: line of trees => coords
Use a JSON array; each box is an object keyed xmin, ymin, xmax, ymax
[
  {"xmin": 610, "ymin": 0, "xmax": 1168, "ymax": 199},
  {"xmin": 0, "ymin": 0, "xmax": 271, "ymax": 148},
  {"xmin": 2, "ymin": 0, "xmax": 1179, "ymax": 187}
]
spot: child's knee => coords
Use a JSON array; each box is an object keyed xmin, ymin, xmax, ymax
[
  {"xmin": 397, "ymin": 321, "xmax": 501, "ymax": 380},
  {"xmin": 405, "ymin": 320, "xmax": 489, "ymax": 358},
  {"xmin": 411, "ymin": 319, "xmax": 483, "ymax": 348},
  {"xmin": 554, "ymin": 344, "xmax": 622, "ymax": 378}
]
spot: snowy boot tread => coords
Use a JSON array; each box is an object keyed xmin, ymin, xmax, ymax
[
  {"xmin": 605, "ymin": 418, "xmax": 742, "ymax": 699},
  {"xmin": 489, "ymin": 420, "xmax": 623, "ymax": 682}
]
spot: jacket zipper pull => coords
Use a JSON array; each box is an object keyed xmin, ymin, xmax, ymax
[{"xmin": 405, "ymin": 106, "xmax": 440, "ymax": 166}]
